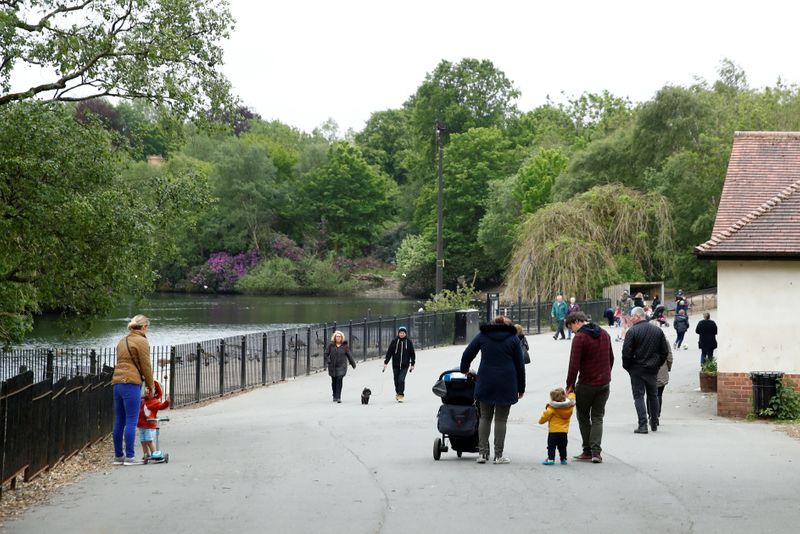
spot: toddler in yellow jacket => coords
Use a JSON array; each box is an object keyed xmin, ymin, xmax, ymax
[{"xmin": 539, "ymin": 387, "xmax": 576, "ymax": 465}]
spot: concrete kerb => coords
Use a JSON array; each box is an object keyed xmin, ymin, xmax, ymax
[{"xmin": 5, "ymin": 313, "xmax": 800, "ymax": 534}]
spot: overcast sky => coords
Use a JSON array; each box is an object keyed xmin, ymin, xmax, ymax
[{"xmin": 223, "ymin": 0, "xmax": 800, "ymax": 134}]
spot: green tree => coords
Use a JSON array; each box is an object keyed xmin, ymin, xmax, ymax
[
  {"xmin": 301, "ymin": 142, "xmax": 398, "ymax": 256},
  {"xmin": 0, "ymin": 102, "xmax": 207, "ymax": 343},
  {"xmin": 0, "ymin": 0, "xmax": 234, "ymax": 116},
  {"xmin": 515, "ymin": 148, "xmax": 568, "ymax": 213},
  {"xmin": 354, "ymin": 108, "xmax": 411, "ymax": 184}
]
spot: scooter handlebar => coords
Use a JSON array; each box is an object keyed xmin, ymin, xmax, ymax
[{"xmin": 146, "ymin": 417, "xmax": 170, "ymax": 422}]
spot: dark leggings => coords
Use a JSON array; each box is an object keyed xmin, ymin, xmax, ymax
[
  {"xmin": 392, "ymin": 366, "xmax": 409, "ymax": 395},
  {"xmin": 331, "ymin": 376, "xmax": 344, "ymax": 400},
  {"xmin": 675, "ymin": 331, "xmax": 686, "ymax": 347},
  {"xmin": 700, "ymin": 349, "xmax": 715, "ymax": 365},
  {"xmin": 547, "ymin": 432, "xmax": 568, "ymax": 460}
]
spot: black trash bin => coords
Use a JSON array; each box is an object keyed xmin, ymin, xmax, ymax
[
  {"xmin": 750, "ymin": 371, "xmax": 784, "ymax": 415},
  {"xmin": 453, "ymin": 310, "xmax": 479, "ymax": 344}
]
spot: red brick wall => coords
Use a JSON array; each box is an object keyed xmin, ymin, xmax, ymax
[{"xmin": 717, "ymin": 372, "xmax": 800, "ymax": 417}]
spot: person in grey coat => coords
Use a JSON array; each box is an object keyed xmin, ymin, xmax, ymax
[
  {"xmin": 324, "ymin": 330, "xmax": 356, "ymax": 403},
  {"xmin": 656, "ymin": 344, "xmax": 674, "ymax": 420},
  {"xmin": 460, "ymin": 316, "xmax": 526, "ymax": 465}
]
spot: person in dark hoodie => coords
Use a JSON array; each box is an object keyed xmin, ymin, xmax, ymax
[
  {"xmin": 673, "ymin": 309, "xmax": 690, "ymax": 350},
  {"xmin": 565, "ymin": 311, "xmax": 614, "ymax": 464},
  {"xmin": 383, "ymin": 326, "xmax": 416, "ymax": 402},
  {"xmin": 460, "ymin": 316, "xmax": 526, "ymax": 465}
]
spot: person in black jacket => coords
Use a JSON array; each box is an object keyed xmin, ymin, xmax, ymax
[
  {"xmin": 622, "ymin": 307, "xmax": 670, "ymax": 434},
  {"xmin": 383, "ymin": 326, "xmax": 416, "ymax": 402},
  {"xmin": 695, "ymin": 312, "xmax": 718, "ymax": 365},
  {"xmin": 460, "ymin": 316, "xmax": 526, "ymax": 465},
  {"xmin": 324, "ymin": 331, "xmax": 356, "ymax": 403}
]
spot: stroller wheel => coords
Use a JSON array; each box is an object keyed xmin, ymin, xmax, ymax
[
  {"xmin": 433, "ymin": 438, "xmax": 442, "ymax": 461},
  {"xmin": 456, "ymin": 450, "xmax": 463, "ymax": 458},
  {"xmin": 164, "ymin": 453, "xmax": 169, "ymax": 464}
]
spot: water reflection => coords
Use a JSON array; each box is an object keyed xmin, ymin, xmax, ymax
[{"xmin": 23, "ymin": 294, "xmax": 421, "ymax": 349}]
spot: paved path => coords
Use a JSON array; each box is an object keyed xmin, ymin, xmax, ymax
[{"xmin": 6, "ymin": 316, "xmax": 800, "ymax": 533}]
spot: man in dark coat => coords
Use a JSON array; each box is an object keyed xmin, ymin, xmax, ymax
[
  {"xmin": 383, "ymin": 326, "xmax": 416, "ymax": 402},
  {"xmin": 460, "ymin": 316, "xmax": 525, "ymax": 465},
  {"xmin": 695, "ymin": 312, "xmax": 718, "ymax": 365},
  {"xmin": 565, "ymin": 311, "xmax": 614, "ymax": 464},
  {"xmin": 622, "ymin": 307, "xmax": 670, "ymax": 433}
]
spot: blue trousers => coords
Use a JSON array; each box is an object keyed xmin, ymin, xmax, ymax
[{"xmin": 113, "ymin": 383, "xmax": 141, "ymax": 458}]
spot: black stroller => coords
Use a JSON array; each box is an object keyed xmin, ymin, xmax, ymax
[
  {"xmin": 650, "ymin": 304, "xmax": 670, "ymax": 328},
  {"xmin": 432, "ymin": 369, "xmax": 479, "ymax": 460}
]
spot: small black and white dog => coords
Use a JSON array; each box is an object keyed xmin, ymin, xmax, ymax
[{"xmin": 361, "ymin": 387, "xmax": 372, "ymax": 405}]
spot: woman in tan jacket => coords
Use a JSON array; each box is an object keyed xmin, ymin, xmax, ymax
[{"xmin": 112, "ymin": 315, "xmax": 154, "ymax": 465}]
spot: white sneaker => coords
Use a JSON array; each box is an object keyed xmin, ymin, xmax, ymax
[
  {"xmin": 113, "ymin": 457, "xmax": 124, "ymax": 466},
  {"xmin": 476, "ymin": 454, "xmax": 488, "ymax": 464},
  {"xmin": 123, "ymin": 457, "xmax": 142, "ymax": 466},
  {"xmin": 493, "ymin": 456, "xmax": 511, "ymax": 464}
]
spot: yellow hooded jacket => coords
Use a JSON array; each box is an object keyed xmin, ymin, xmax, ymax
[{"xmin": 538, "ymin": 392, "xmax": 576, "ymax": 433}]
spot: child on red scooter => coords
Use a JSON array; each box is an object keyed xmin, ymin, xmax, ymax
[{"xmin": 137, "ymin": 380, "xmax": 170, "ymax": 461}]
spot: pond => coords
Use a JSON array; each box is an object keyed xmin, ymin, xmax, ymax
[{"xmin": 22, "ymin": 294, "xmax": 423, "ymax": 349}]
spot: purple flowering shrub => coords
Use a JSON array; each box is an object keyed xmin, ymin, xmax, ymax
[
  {"xmin": 190, "ymin": 250, "xmax": 259, "ymax": 291},
  {"xmin": 270, "ymin": 234, "xmax": 304, "ymax": 261}
]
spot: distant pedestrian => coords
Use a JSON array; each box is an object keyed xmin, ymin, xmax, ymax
[
  {"xmin": 652, "ymin": 294, "xmax": 661, "ymax": 309},
  {"xmin": 566, "ymin": 297, "xmax": 581, "ymax": 339},
  {"xmin": 551, "ymin": 295, "xmax": 568, "ymax": 340},
  {"xmin": 565, "ymin": 311, "xmax": 614, "ymax": 464},
  {"xmin": 603, "ymin": 307, "xmax": 615, "ymax": 327},
  {"xmin": 673, "ymin": 309, "xmax": 689, "ymax": 350},
  {"xmin": 112, "ymin": 314, "xmax": 155, "ymax": 466},
  {"xmin": 656, "ymin": 344, "xmax": 673, "ymax": 421},
  {"xmin": 539, "ymin": 387, "xmax": 575, "ymax": 465},
  {"xmin": 633, "ymin": 292, "xmax": 645, "ymax": 309},
  {"xmin": 515, "ymin": 324, "xmax": 531, "ymax": 364},
  {"xmin": 675, "ymin": 290, "xmax": 689, "ymax": 315},
  {"xmin": 695, "ymin": 312, "xmax": 718, "ymax": 365},
  {"xmin": 460, "ymin": 316, "xmax": 525, "ymax": 464},
  {"xmin": 383, "ymin": 326, "xmax": 416, "ymax": 402},
  {"xmin": 622, "ymin": 307, "xmax": 670, "ymax": 434},
  {"xmin": 617, "ymin": 291, "xmax": 634, "ymax": 341},
  {"xmin": 325, "ymin": 331, "xmax": 356, "ymax": 403}
]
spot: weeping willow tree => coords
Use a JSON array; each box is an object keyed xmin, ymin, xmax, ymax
[{"xmin": 505, "ymin": 184, "xmax": 674, "ymax": 301}]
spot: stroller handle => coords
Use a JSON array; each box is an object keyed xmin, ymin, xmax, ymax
[{"xmin": 438, "ymin": 368, "xmax": 475, "ymax": 380}]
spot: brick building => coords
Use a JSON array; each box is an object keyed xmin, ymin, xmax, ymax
[{"xmin": 695, "ymin": 131, "xmax": 800, "ymax": 417}]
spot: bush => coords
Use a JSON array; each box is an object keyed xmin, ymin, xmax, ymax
[
  {"xmin": 700, "ymin": 358, "xmax": 717, "ymax": 376},
  {"xmin": 424, "ymin": 275, "xmax": 480, "ymax": 311},
  {"xmin": 395, "ymin": 234, "xmax": 435, "ymax": 276},
  {"xmin": 190, "ymin": 250, "xmax": 259, "ymax": 292},
  {"xmin": 236, "ymin": 257, "xmax": 298, "ymax": 293},
  {"xmin": 296, "ymin": 255, "xmax": 356, "ymax": 294},
  {"xmin": 760, "ymin": 377, "xmax": 800, "ymax": 420},
  {"xmin": 399, "ymin": 263, "xmax": 436, "ymax": 298}
]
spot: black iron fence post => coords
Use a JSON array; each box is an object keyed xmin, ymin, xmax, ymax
[
  {"xmin": 293, "ymin": 332, "xmax": 299, "ymax": 377},
  {"xmin": 433, "ymin": 312, "xmax": 438, "ymax": 347},
  {"xmin": 362, "ymin": 318, "xmax": 367, "ymax": 361},
  {"xmin": 281, "ymin": 330, "xmax": 287, "ymax": 381},
  {"xmin": 195, "ymin": 343, "xmax": 202, "ymax": 403},
  {"xmin": 261, "ymin": 333, "xmax": 267, "ymax": 386},
  {"xmin": 306, "ymin": 327, "xmax": 311, "ymax": 376},
  {"xmin": 377, "ymin": 316, "xmax": 383, "ymax": 357},
  {"xmin": 169, "ymin": 346, "xmax": 176, "ymax": 409},
  {"xmin": 348, "ymin": 320, "xmax": 353, "ymax": 349},
  {"xmin": 420, "ymin": 313, "xmax": 426, "ymax": 350},
  {"xmin": 218, "ymin": 338, "xmax": 226, "ymax": 397},
  {"xmin": 46, "ymin": 350, "xmax": 54, "ymax": 381},
  {"xmin": 537, "ymin": 294, "xmax": 542, "ymax": 334},
  {"xmin": 89, "ymin": 350, "xmax": 97, "ymax": 376},
  {"xmin": 240, "ymin": 336, "xmax": 247, "ymax": 390}
]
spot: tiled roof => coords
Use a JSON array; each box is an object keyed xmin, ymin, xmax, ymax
[{"xmin": 696, "ymin": 132, "xmax": 800, "ymax": 258}]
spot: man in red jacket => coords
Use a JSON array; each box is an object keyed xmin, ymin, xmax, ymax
[{"xmin": 565, "ymin": 311, "xmax": 614, "ymax": 464}]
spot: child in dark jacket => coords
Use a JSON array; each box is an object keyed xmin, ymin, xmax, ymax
[
  {"xmin": 539, "ymin": 387, "xmax": 576, "ymax": 465},
  {"xmin": 138, "ymin": 380, "xmax": 170, "ymax": 460},
  {"xmin": 673, "ymin": 310, "xmax": 690, "ymax": 350}
]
